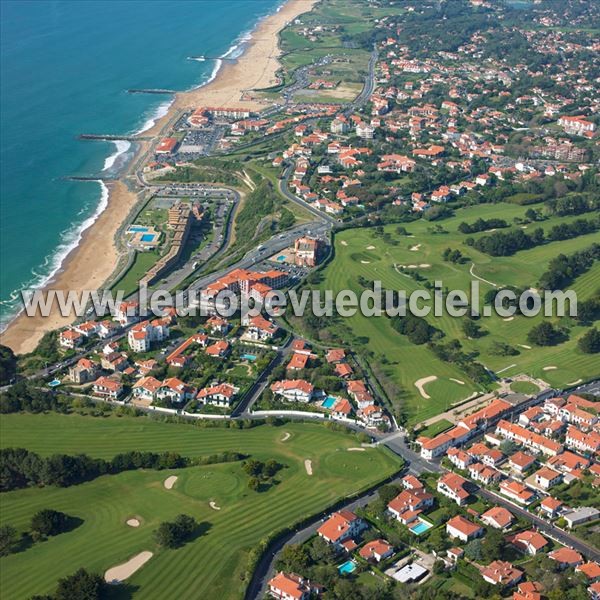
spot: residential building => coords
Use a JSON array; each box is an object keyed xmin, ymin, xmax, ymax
[
  {"xmin": 533, "ymin": 466, "xmax": 562, "ymax": 490},
  {"xmin": 132, "ymin": 376, "xmax": 162, "ymax": 402},
  {"xmin": 437, "ymin": 472, "xmax": 470, "ymax": 505},
  {"xmin": 92, "ymin": 376, "xmax": 123, "ymax": 399},
  {"xmin": 317, "ymin": 510, "xmax": 365, "ymax": 548},
  {"xmin": 548, "ymin": 548, "xmax": 584, "ymax": 569},
  {"xmin": 499, "ymin": 480, "xmax": 535, "ymax": 505},
  {"xmin": 197, "ymin": 383, "xmax": 238, "ymax": 407},
  {"xmin": 59, "ymin": 329, "xmax": 83, "ymax": 349},
  {"xmin": 510, "ymin": 530, "xmax": 548, "ymax": 555},
  {"xmin": 481, "ymin": 561, "xmax": 523, "ymax": 587},
  {"xmin": 446, "ymin": 515, "xmax": 484, "ymax": 542},
  {"xmin": 359, "ymin": 539, "xmax": 394, "ymax": 562},
  {"xmin": 563, "ymin": 506, "xmax": 600, "ymax": 529},
  {"xmin": 68, "ymin": 358, "xmax": 100, "ymax": 384},
  {"xmin": 481, "ymin": 506, "xmax": 514, "ymax": 530},
  {"xmin": 268, "ymin": 572, "xmax": 322, "ymax": 600},
  {"xmin": 270, "ymin": 379, "xmax": 314, "ymax": 403}
]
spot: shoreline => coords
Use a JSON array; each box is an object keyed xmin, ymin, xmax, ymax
[{"xmin": 0, "ymin": 0, "xmax": 317, "ymax": 355}]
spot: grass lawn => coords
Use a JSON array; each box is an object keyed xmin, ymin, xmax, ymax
[
  {"xmin": 417, "ymin": 419, "xmax": 454, "ymax": 439},
  {"xmin": 0, "ymin": 414, "xmax": 400, "ymax": 600},
  {"xmin": 510, "ymin": 381, "xmax": 540, "ymax": 395},
  {"xmin": 311, "ymin": 202, "xmax": 600, "ymax": 424},
  {"xmin": 111, "ymin": 250, "xmax": 160, "ymax": 296}
]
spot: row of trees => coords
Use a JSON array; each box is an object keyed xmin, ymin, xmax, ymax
[
  {"xmin": 457, "ymin": 217, "xmax": 508, "ymax": 234},
  {"xmin": 538, "ymin": 244, "xmax": 600, "ymax": 290},
  {"xmin": 0, "ymin": 447, "xmax": 221, "ymax": 492},
  {"xmin": 471, "ymin": 216, "xmax": 600, "ymax": 256}
]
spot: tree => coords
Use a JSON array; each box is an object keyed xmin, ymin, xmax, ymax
[
  {"xmin": 378, "ymin": 483, "xmax": 401, "ymax": 504},
  {"xmin": 247, "ymin": 477, "xmax": 260, "ymax": 491},
  {"xmin": 154, "ymin": 514, "xmax": 197, "ymax": 549},
  {"xmin": 527, "ymin": 322, "xmax": 565, "ymax": 346},
  {"xmin": 277, "ymin": 543, "xmax": 309, "ymax": 573},
  {"xmin": 31, "ymin": 509, "xmax": 70, "ymax": 537},
  {"xmin": 482, "ymin": 528, "xmax": 504, "ymax": 562},
  {"xmin": 54, "ymin": 568, "xmax": 105, "ymax": 600},
  {"xmin": 462, "ymin": 319, "xmax": 483, "ymax": 339},
  {"xmin": 0, "ymin": 345, "xmax": 17, "ymax": 386},
  {"xmin": 578, "ymin": 327, "xmax": 600, "ymax": 354},
  {"xmin": 0, "ymin": 524, "xmax": 18, "ymax": 556},
  {"xmin": 464, "ymin": 538, "xmax": 483, "ymax": 561}
]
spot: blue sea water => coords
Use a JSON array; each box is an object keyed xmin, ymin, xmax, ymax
[{"xmin": 0, "ymin": 0, "xmax": 281, "ymax": 327}]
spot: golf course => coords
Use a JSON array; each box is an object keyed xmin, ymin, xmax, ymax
[
  {"xmin": 313, "ymin": 202, "xmax": 600, "ymax": 425},
  {"xmin": 0, "ymin": 414, "xmax": 400, "ymax": 599}
]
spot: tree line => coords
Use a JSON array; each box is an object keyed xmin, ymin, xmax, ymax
[
  {"xmin": 469, "ymin": 216, "xmax": 600, "ymax": 256},
  {"xmin": 0, "ymin": 447, "xmax": 245, "ymax": 492}
]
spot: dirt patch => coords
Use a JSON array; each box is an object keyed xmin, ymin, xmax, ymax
[
  {"xmin": 209, "ymin": 501, "xmax": 221, "ymax": 511},
  {"xmin": 304, "ymin": 459, "xmax": 313, "ymax": 475},
  {"xmin": 415, "ymin": 376, "xmax": 438, "ymax": 399},
  {"xmin": 347, "ymin": 447, "xmax": 366, "ymax": 452},
  {"xmin": 105, "ymin": 551, "xmax": 153, "ymax": 583},
  {"xmin": 126, "ymin": 518, "xmax": 140, "ymax": 528},
  {"xmin": 281, "ymin": 432, "xmax": 291, "ymax": 442},
  {"xmin": 164, "ymin": 475, "xmax": 178, "ymax": 490}
]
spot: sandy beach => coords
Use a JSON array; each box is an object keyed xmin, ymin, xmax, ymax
[{"xmin": 1, "ymin": 0, "xmax": 317, "ymax": 354}]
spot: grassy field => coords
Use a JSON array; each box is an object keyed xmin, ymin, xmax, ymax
[
  {"xmin": 312, "ymin": 202, "xmax": 600, "ymax": 424},
  {"xmin": 0, "ymin": 414, "xmax": 400, "ymax": 600}
]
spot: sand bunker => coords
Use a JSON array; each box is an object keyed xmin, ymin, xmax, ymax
[
  {"xmin": 126, "ymin": 518, "xmax": 140, "ymax": 528},
  {"xmin": 419, "ymin": 263, "xmax": 431, "ymax": 268},
  {"xmin": 521, "ymin": 225, "xmax": 528, "ymax": 229},
  {"xmin": 410, "ymin": 244, "xmax": 422, "ymax": 251},
  {"xmin": 567, "ymin": 379, "xmax": 582, "ymax": 386},
  {"xmin": 450, "ymin": 378, "xmax": 465, "ymax": 385},
  {"xmin": 164, "ymin": 476, "xmax": 178, "ymax": 490},
  {"xmin": 340, "ymin": 240, "xmax": 348, "ymax": 246},
  {"xmin": 503, "ymin": 317, "xmax": 515, "ymax": 322},
  {"xmin": 347, "ymin": 447, "xmax": 366, "ymax": 452},
  {"xmin": 105, "ymin": 551, "xmax": 153, "ymax": 584},
  {"xmin": 543, "ymin": 366, "xmax": 557, "ymax": 371},
  {"xmin": 518, "ymin": 344, "xmax": 532, "ymax": 350},
  {"xmin": 415, "ymin": 376, "xmax": 438, "ymax": 399},
  {"xmin": 366, "ymin": 245, "xmax": 376, "ymax": 250},
  {"xmin": 209, "ymin": 501, "xmax": 221, "ymax": 511},
  {"xmin": 304, "ymin": 459, "xmax": 313, "ymax": 475},
  {"xmin": 281, "ymin": 432, "xmax": 291, "ymax": 442},
  {"xmin": 361, "ymin": 260, "xmax": 371, "ymax": 264}
]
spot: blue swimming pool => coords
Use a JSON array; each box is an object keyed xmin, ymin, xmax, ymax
[
  {"xmin": 48, "ymin": 379, "xmax": 61, "ymax": 387},
  {"xmin": 410, "ymin": 518, "xmax": 433, "ymax": 535},
  {"xmin": 321, "ymin": 396, "xmax": 337, "ymax": 409},
  {"xmin": 338, "ymin": 560, "xmax": 356, "ymax": 575},
  {"xmin": 241, "ymin": 353, "xmax": 257, "ymax": 361},
  {"xmin": 128, "ymin": 226, "xmax": 149, "ymax": 233},
  {"xmin": 276, "ymin": 255, "xmax": 286, "ymax": 262},
  {"xmin": 140, "ymin": 233, "xmax": 156, "ymax": 242}
]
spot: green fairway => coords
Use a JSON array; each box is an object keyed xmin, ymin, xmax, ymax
[
  {"xmin": 0, "ymin": 414, "xmax": 400, "ymax": 600},
  {"xmin": 312, "ymin": 202, "xmax": 600, "ymax": 424}
]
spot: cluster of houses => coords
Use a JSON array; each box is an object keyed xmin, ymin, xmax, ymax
[
  {"xmin": 417, "ymin": 393, "xmax": 599, "ymax": 542},
  {"xmin": 268, "ymin": 341, "xmax": 389, "ymax": 429}
]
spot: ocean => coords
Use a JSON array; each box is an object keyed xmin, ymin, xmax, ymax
[{"xmin": 0, "ymin": 0, "xmax": 282, "ymax": 329}]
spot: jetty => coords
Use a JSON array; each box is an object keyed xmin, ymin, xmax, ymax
[
  {"xmin": 127, "ymin": 88, "xmax": 176, "ymax": 95},
  {"xmin": 63, "ymin": 175, "xmax": 116, "ymax": 182},
  {"xmin": 188, "ymin": 55, "xmax": 236, "ymax": 62},
  {"xmin": 78, "ymin": 134, "xmax": 150, "ymax": 142}
]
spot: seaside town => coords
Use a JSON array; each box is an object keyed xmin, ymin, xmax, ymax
[{"xmin": 0, "ymin": 0, "xmax": 599, "ymax": 599}]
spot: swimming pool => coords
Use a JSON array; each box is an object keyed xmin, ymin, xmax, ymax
[
  {"xmin": 48, "ymin": 379, "xmax": 61, "ymax": 387},
  {"xmin": 410, "ymin": 518, "xmax": 433, "ymax": 535},
  {"xmin": 241, "ymin": 354, "xmax": 257, "ymax": 361},
  {"xmin": 128, "ymin": 226, "xmax": 149, "ymax": 233},
  {"xmin": 321, "ymin": 396, "xmax": 337, "ymax": 409},
  {"xmin": 338, "ymin": 560, "xmax": 356, "ymax": 575},
  {"xmin": 140, "ymin": 233, "xmax": 156, "ymax": 242},
  {"xmin": 276, "ymin": 255, "xmax": 286, "ymax": 262}
]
